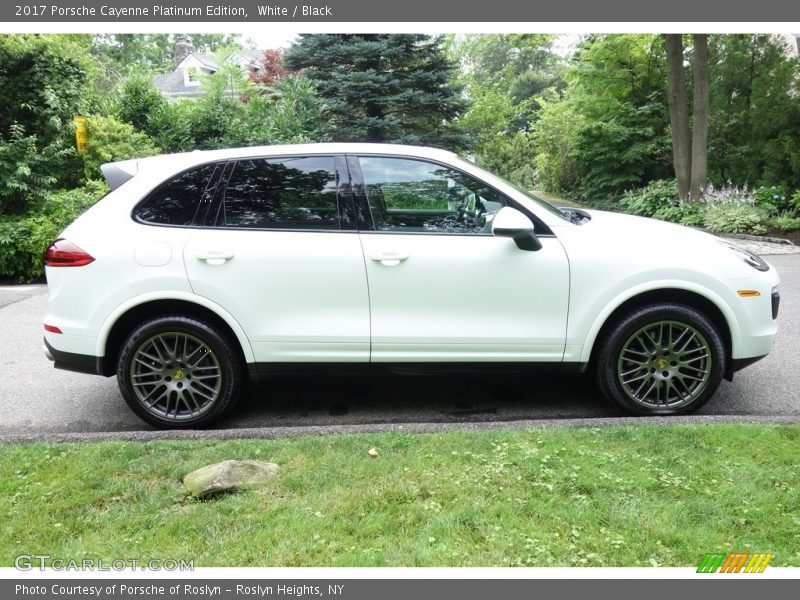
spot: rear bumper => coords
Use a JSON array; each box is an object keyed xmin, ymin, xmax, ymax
[{"xmin": 43, "ymin": 337, "xmax": 106, "ymax": 376}]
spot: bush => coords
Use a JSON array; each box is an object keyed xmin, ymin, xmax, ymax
[
  {"xmin": 0, "ymin": 181, "xmax": 108, "ymax": 281},
  {"xmin": 754, "ymin": 185, "xmax": 789, "ymax": 214},
  {"xmin": 117, "ymin": 72, "xmax": 169, "ymax": 134},
  {"xmin": 652, "ymin": 202, "xmax": 705, "ymax": 227},
  {"xmin": 790, "ymin": 190, "xmax": 800, "ymax": 215},
  {"xmin": 704, "ymin": 203, "xmax": 768, "ymax": 235},
  {"xmin": 770, "ymin": 212, "xmax": 800, "ymax": 232},
  {"xmin": 82, "ymin": 115, "xmax": 160, "ymax": 179},
  {"xmin": 619, "ymin": 179, "xmax": 679, "ymax": 218}
]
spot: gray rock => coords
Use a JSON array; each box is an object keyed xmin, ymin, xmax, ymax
[{"xmin": 183, "ymin": 460, "xmax": 279, "ymax": 498}]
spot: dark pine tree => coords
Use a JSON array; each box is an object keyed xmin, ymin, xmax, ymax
[{"xmin": 283, "ymin": 34, "xmax": 469, "ymax": 150}]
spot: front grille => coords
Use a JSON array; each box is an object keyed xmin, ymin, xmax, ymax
[{"xmin": 772, "ymin": 288, "xmax": 780, "ymax": 320}]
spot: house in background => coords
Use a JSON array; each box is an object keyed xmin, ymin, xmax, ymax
[{"xmin": 153, "ymin": 36, "xmax": 265, "ymax": 99}]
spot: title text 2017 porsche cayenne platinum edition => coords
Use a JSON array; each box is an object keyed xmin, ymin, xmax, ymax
[{"xmin": 42, "ymin": 144, "xmax": 780, "ymax": 428}]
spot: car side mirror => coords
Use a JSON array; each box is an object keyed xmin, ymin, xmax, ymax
[{"xmin": 491, "ymin": 207, "xmax": 542, "ymax": 251}]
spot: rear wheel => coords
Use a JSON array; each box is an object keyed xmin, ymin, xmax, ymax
[
  {"xmin": 595, "ymin": 303, "xmax": 725, "ymax": 415},
  {"xmin": 117, "ymin": 316, "xmax": 243, "ymax": 428}
]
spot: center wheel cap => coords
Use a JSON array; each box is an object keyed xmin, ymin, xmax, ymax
[{"xmin": 173, "ymin": 368, "xmax": 185, "ymax": 380}]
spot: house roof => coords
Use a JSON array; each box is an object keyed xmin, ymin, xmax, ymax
[
  {"xmin": 154, "ymin": 49, "xmax": 268, "ymax": 97},
  {"xmin": 152, "ymin": 70, "xmax": 203, "ymax": 97},
  {"xmin": 190, "ymin": 52, "xmax": 219, "ymax": 70}
]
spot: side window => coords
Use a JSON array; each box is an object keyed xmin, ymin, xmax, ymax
[
  {"xmin": 134, "ymin": 163, "xmax": 217, "ymax": 226},
  {"xmin": 359, "ymin": 157, "xmax": 505, "ymax": 234},
  {"xmin": 221, "ymin": 156, "xmax": 340, "ymax": 229}
]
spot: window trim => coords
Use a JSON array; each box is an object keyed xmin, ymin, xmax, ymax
[{"xmin": 348, "ymin": 153, "xmax": 554, "ymax": 237}]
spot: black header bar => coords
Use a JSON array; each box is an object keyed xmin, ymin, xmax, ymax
[{"xmin": 3, "ymin": 0, "xmax": 800, "ymax": 23}]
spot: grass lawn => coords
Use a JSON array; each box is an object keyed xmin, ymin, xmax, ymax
[{"xmin": 1, "ymin": 424, "xmax": 798, "ymax": 567}]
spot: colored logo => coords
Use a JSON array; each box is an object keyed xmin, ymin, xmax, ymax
[{"xmin": 697, "ymin": 553, "xmax": 772, "ymax": 573}]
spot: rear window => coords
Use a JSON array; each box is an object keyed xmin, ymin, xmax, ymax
[
  {"xmin": 134, "ymin": 163, "xmax": 218, "ymax": 226},
  {"xmin": 220, "ymin": 156, "xmax": 340, "ymax": 229}
]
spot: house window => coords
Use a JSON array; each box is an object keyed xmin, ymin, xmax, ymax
[{"xmin": 185, "ymin": 67, "xmax": 200, "ymax": 87}]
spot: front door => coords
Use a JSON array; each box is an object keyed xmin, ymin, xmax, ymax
[{"xmin": 353, "ymin": 155, "xmax": 570, "ymax": 362}]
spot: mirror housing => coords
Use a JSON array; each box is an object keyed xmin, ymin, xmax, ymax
[{"xmin": 491, "ymin": 207, "xmax": 542, "ymax": 251}]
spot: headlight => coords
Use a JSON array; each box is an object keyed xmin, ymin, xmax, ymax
[{"xmin": 719, "ymin": 240, "xmax": 769, "ymax": 272}]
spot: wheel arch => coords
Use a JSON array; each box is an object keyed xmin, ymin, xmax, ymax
[
  {"xmin": 581, "ymin": 285, "xmax": 740, "ymax": 380},
  {"xmin": 96, "ymin": 293, "xmax": 255, "ymax": 376}
]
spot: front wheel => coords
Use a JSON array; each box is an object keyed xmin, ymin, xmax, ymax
[
  {"xmin": 595, "ymin": 303, "xmax": 725, "ymax": 415},
  {"xmin": 117, "ymin": 316, "xmax": 243, "ymax": 428}
]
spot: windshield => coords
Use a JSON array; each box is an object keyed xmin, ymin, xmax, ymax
[{"xmin": 456, "ymin": 158, "xmax": 569, "ymax": 221}]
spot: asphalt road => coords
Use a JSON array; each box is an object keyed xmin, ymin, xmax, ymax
[{"xmin": 1, "ymin": 254, "xmax": 798, "ymax": 436}]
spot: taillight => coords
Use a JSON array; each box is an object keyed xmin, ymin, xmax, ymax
[
  {"xmin": 44, "ymin": 239, "xmax": 95, "ymax": 267},
  {"xmin": 44, "ymin": 324, "xmax": 62, "ymax": 334}
]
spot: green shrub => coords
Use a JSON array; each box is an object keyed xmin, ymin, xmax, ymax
[
  {"xmin": 82, "ymin": 115, "xmax": 160, "ymax": 180},
  {"xmin": 117, "ymin": 72, "xmax": 169, "ymax": 134},
  {"xmin": 0, "ymin": 123, "xmax": 77, "ymax": 215},
  {"xmin": 770, "ymin": 212, "xmax": 800, "ymax": 232},
  {"xmin": 790, "ymin": 190, "xmax": 800, "ymax": 215},
  {"xmin": 754, "ymin": 185, "xmax": 789, "ymax": 214},
  {"xmin": 619, "ymin": 179, "xmax": 679, "ymax": 218},
  {"xmin": 0, "ymin": 181, "xmax": 108, "ymax": 281},
  {"xmin": 508, "ymin": 164, "xmax": 536, "ymax": 190},
  {"xmin": 652, "ymin": 202, "xmax": 705, "ymax": 227},
  {"xmin": 704, "ymin": 203, "xmax": 768, "ymax": 235}
]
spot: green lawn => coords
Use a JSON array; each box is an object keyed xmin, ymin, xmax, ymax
[{"xmin": 1, "ymin": 424, "xmax": 798, "ymax": 567}]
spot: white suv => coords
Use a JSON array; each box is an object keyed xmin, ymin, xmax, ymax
[{"xmin": 43, "ymin": 144, "xmax": 780, "ymax": 428}]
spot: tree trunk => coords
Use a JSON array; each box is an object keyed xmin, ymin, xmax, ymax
[
  {"xmin": 689, "ymin": 34, "xmax": 709, "ymax": 202},
  {"xmin": 665, "ymin": 34, "xmax": 691, "ymax": 203}
]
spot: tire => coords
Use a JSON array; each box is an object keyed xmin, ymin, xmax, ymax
[
  {"xmin": 595, "ymin": 303, "xmax": 725, "ymax": 415},
  {"xmin": 117, "ymin": 315, "xmax": 243, "ymax": 428}
]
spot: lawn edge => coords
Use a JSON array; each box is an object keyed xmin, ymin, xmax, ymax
[{"xmin": 2, "ymin": 414, "xmax": 798, "ymax": 445}]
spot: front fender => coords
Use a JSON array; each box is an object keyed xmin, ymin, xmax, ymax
[{"xmin": 576, "ymin": 280, "xmax": 741, "ymax": 364}]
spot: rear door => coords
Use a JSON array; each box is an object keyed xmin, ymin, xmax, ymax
[{"xmin": 183, "ymin": 154, "xmax": 370, "ymax": 363}]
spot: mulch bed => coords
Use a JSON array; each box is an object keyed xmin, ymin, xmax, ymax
[{"xmin": 765, "ymin": 227, "xmax": 800, "ymax": 246}]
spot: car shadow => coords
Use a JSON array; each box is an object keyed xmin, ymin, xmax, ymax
[{"xmin": 216, "ymin": 371, "xmax": 622, "ymax": 429}]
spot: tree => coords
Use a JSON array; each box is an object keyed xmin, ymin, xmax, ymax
[
  {"xmin": 249, "ymin": 49, "xmax": 290, "ymax": 85},
  {"xmin": 283, "ymin": 34, "xmax": 469, "ymax": 150},
  {"xmin": 665, "ymin": 35, "xmax": 692, "ymax": 202},
  {"xmin": 0, "ymin": 35, "xmax": 93, "ymax": 213},
  {"xmin": 449, "ymin": 34, "xmax": 563, "ymax": 181},
  {"xmin": 690, "ymin": 35, "xmax": 709, "ymax": 203},
  {"xmin": 707, "ymin": 35, "xmax": 800, "ymax": 190},
  {"xmin": 665, "ymin": 34, "xmax": 710, "ymax": 203},
  {"xmin": 531, "ymin": 35, "xmax": 671, "ymax": 200}
]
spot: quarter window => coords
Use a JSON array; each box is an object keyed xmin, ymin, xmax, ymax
[
  {"xmin": 134, "ymin": 163, "xmax": 217, "ymax": 226},
  {"xmin": 359, "ymin": 157, "xmax": 505, "ymax": 234},
  {"xmin": 221, "ymin": 156, "xmax": 340, "ymax": 229}
]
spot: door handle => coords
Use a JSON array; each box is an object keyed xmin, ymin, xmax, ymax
[
  {"xmin": 370, "ymin": 252, "xmax": 409, "ymax": 267},
  {"xmin": 196, "ymin": 251, "xmax": 235, "ymax": 266}
]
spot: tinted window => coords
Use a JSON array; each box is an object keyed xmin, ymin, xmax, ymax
[
  {"xmin": 222, "ymin": 156, "xmax": 339, "ymax": 229},
  {"xmin": 134, "ymin": 163, "xmax": 217, "ymax": 226},
  {"xmin": 359, "ymin": 157, "xmax": 505, "ymax": 234}
]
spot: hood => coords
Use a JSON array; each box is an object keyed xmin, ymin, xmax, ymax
[
  {"xmin": 581, "ymin": 209, "xmax": 715, "ymax": 245},
  {"xmin": 555, "ymin": 209, "xmax": 762, "ymax": 280}
]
